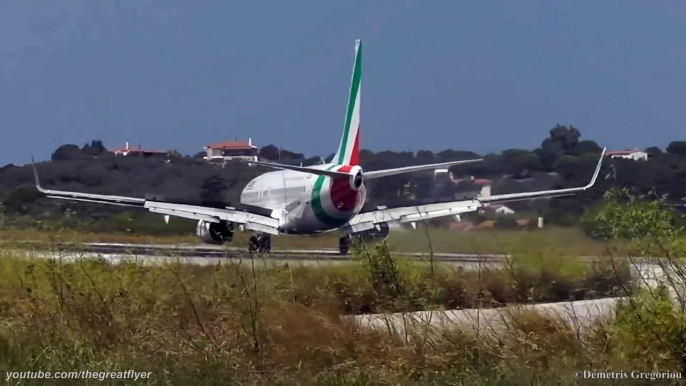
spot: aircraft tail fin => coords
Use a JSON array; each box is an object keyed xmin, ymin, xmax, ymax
[{"xmin": 332, "ymin": 39, "xmax": 362, "ymax": 166}]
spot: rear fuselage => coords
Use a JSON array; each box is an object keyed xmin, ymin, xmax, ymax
[{"xmin": 239, "ymin": 164, "xmax": 366, "ymax": 234}]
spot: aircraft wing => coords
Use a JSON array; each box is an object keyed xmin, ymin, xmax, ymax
[
  {"xmin": 30, "ymin": 158, "xmax": 280, "ymax": 235},
  {"xmin": 342, "ymin": 149, "xmax": 605, "ymax": 234},
  {"xmin": 342, "ymin": 199, "xmax": 481, "ymax": 234}
]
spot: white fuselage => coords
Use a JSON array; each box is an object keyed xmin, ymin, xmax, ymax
[{"xmin": 239, "ymin": 164, "xmax": 366, "ymax": 234}]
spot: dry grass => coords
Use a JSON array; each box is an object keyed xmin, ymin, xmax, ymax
[
  {"xmin": 0, "ymin": 243, "xmax": 669, "ymax": 386},
  {"xmin": 5, "ymin": 190, "xmax": 681, "ymax": 384}
]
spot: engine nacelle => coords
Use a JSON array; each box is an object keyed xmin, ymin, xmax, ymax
[
  {"xmin": 348, "ymin": 165, "xmax": 364, "ymax": 191},
  {"xmin": 196, "ymin": 220, "xmax": 235, "ymax": 245}
]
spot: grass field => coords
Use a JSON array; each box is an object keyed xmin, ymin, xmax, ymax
[
  {"xmin": 3, "ymin": 191, "xmax": 680, "ymax": 384},
  {"xmin": 1, "ymin": 242, "xmax": 683, "ymax": 385},
  {"xmin": 0, "ymin": 226, "xmax": 617, "ymax": 256}
]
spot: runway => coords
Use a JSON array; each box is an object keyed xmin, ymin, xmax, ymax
[
  {"xmin": 9, "ymin": 240, "xmax": 507, "ymax": 262},
  {"xmin": 5, "ymin": 240, "xmax": 675, "ymax": 275}
]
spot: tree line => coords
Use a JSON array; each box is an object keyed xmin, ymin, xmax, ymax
[{"xmin": 1, "ymin": 126, "xmax": 685, "ymax": 233}]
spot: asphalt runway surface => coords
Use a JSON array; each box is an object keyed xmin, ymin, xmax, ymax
[
  {"xmin": 7, "ymin": 240, "xmax": 537, "ymax": 261},
  {"xmin": 8, "ymin": 240, "xmax": 510, "ymax": 265},
  {"xmin": 5, "ymin": 240, "xmax": 674, "ymax": 275}
]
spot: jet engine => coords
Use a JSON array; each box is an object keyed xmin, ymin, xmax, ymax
[
  {"xmin": 196, "ymin": 220, "xmax": 235, "ymax": 245},
  {"xmin": 348, "ymin": 165, "xmax": 365, "ymax": 191}
]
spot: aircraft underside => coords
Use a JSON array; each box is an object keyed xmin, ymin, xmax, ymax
[{"xmin": 195, "ymin": 218, "xmax": 390, "ymax": 254}]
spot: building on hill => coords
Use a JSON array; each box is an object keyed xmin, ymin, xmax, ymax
[
  {"xmin": 204, "ymin": 138, "xmax": 258, "ymax": 164},
  {"xmin": 433, "ymin": 168, "xmax": 453, "ymax": 181},
  {"xmin": 606, "ymin": 149, "xmax": 648, "ymax": 161},
  {"xmin": 110, "ymin": 142, "xmax": 168, "ymax": 158}
]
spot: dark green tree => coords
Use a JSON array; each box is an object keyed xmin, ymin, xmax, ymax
[
  {"xmin": 415, "ymin": 150, "xmax": 436, "ymax": 164},
  {"xmin": 645, "ymin": 146, "xmax": 663, "ymax": 157},
  {"xmin": 666, "ymin": 141, "xmax": 686, "ymax": 155},
  {"xmin": 541, "ymin": 124, "xmax": 581, "ymax": 157},
  {"xmin": 200, "ymin": 175, "xmax": 227, "ymax": 206},
  {"xmin": 2, "ymin": 186, "xmax": 41, "ymax": 215},
  {"xmin": 51, "ymin": 144, "xmax": 83, "ymax": 161},
  {"xmin": 82, "ymin": 140, "xmax": 107, "ymax": 156},
  {"xmin": 569, "ymin": 140, "xmax": 602, "ymax": 156},
  {"xmin": 258, "ymin": 145, "xmax": 280, "ymax": 161}
]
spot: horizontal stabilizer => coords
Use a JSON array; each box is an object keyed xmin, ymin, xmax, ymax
[
  {"xmin": 364, "ymin": 158, "xmax": 483, "ymax": 179},
  {"xmin": 245, "ymin": 160, "xmax": 350, "ymax": 178}
]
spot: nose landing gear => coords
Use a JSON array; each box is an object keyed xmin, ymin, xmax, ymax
[{"xmin": 339, "ymin": 235, "xmax": 351, "ymax": 255}]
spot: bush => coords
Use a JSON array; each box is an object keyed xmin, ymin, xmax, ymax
[{"xmin": 493, "ymin": 216, "xmax": 518, "ymax": 229}]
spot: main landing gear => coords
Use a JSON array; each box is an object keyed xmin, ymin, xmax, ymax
[
  {"xmin": 339, "ymin": 235, "xmax": 351, "ymax": 255},
  {"xmin": 248, "ymin": 234, "xmax": 272, "ymax": 253}
]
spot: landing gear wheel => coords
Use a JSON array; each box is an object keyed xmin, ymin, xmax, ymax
[
  {"xmin": 339, "ymin": 235, "xmax": 351, "ymax": 255},
  {"xmin": 259, "ymin": 235, "xmax": 272, "ymax": 253},
  {"xmin": 248, "ymin": 235, "xmax": 272, "ymax": 253},
  {"xmin": 248, "ymin": 236, "xmax": 259, "ymax": 253}
]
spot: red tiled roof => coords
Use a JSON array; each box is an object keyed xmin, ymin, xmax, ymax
[{"xmin": 206, "ymin": 140, "xmax": 255, "ymax": 150}]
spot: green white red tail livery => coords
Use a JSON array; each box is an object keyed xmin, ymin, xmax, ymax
[{"xmin": 333, "ymin": 39, "xmax": 362, "ymax": 166}]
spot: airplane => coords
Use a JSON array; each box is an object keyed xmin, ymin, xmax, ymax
[{"xmin": 30, "ymin": 39, "xmax": 606, "ymax": 254}]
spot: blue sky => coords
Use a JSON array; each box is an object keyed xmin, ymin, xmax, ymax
[{"xmin": 1, "ymin": 0, "xmax": 685, "ymax": 165}]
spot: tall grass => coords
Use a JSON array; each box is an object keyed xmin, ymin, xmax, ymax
[
  {"xmin": 4, "ymin": 190, "xmax": 686, "ymax": 385},
  {"xmin": 0, "ymin": 241, "xmax": 645, "ymax": 386}
]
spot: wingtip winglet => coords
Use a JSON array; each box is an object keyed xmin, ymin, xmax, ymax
[
  {"xmin": 585, "ymin": 147, "xmax": 606, "ymax": 189},
  {"xmin": 30, "ymin": 155, "xmax": 44, "ymax": 192}
]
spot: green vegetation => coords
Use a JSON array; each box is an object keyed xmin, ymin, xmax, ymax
[
  {"xmin": 0, "ymin": 243, "xmax": 631, "ymax": 385},
  {"xmin": 4, "ymin": 191, "xmax": 686, "ymax": 384},
  {"xmin": 0, "ymin": 225, "xmax": 617, "ymax": 257},
  {"xmin": 4, "ymin": 124, "xmax": 681, "ymax": 238}
]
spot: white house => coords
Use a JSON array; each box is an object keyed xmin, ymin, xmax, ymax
[
  {"xmin": 605, "ymin": 149, "xmax": 648, "ymax": 161},
  {"xmin": 204, "ymin": 138, "xmax": 258, "ymax": 164},
  {"xmin": 433, "ymin": 168, "xmax": 452, "ymax": 181}
]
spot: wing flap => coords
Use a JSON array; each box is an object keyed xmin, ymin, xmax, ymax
[
  {"xmin": 342, "ymin": 199, "xmax": 481, "ymax": 235},
  {"xmin": 44, "ymin": 195, "xmax": 145, "ymax": 208},
  {"xmin": 144, "ymin": 201, "xmax": 279, "ymax": 232},
  {"xmin": 148, "ymin": 207, "xmax": 221, "ymax": 223}
]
